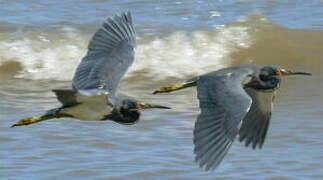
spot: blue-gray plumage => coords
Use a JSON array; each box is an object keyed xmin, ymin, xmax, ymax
[
  {"xmin": 153, "ymin": 64, "xmax": 311, "ymax": 171},
  {"xmin": 11, "ymin": 12, "xmax": 170, "ymax": 127},
  {"xmin": 72, "ymin": 12, "xmax": 136, "ymax": 96}
]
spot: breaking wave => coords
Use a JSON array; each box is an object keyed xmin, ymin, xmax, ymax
[{"xmin": 0, "ymin": 15, "xmax": 322, "ymax": 81}]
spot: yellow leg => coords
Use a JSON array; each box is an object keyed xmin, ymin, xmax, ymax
[
  {"xmin": 11, "ymin": 113, "xmax": 72, "ymax": 128},
  {"xmin": 153, "ymin": 81, "xmax": 197, "ymax": 94}
]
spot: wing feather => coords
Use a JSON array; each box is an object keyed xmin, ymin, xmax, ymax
[
  {"xmin": 72, "ymin": 12, "xmax": 136, "ymax": 97},
  {"xmin": 238, "ymin": 88, "xmax": 274, "ymax": 149},
  {"xmin": 193, "ymin": 69, "xmax": 254, "ymax": 171}
]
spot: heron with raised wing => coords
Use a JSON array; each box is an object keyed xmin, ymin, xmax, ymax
[
  {"xmin": 153, "ymin": 65, "xmax": 311, "ymax": 171},
  {"xmin": 11, "ymin": 12, "xmax": 170, "ymax": 128}
]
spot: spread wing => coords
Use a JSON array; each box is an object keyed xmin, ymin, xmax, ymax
[
  {"xmin": 193, "ymin": 70, "xmax": 253, "ymax": 171},
  {"xmin": 72, "ymin": 12, "xmax": 136, "ymax": 98},
  {"xmin": 239, "ymin": 88, "xmax": 275, "ymax": 149}
]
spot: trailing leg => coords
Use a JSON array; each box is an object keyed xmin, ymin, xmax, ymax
[
  {"xmin": 11, "ymin": 110, "xmax": 72, "ymax": 127},
  {"xmin": 153, "ymin": 81, "xmax": 197, "ymax": 94}
]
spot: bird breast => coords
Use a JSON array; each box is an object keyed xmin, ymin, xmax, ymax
[{"xmin": 60, "ymin": 100, "xmax": 113, "ymax": 120}]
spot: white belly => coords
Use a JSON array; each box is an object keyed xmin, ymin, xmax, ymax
[{"xmin": 61, "ymin": 95, "xmax": 114, "ymax": 120}]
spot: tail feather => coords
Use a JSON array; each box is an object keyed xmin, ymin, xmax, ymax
[{"xmin": 52, "ymin": 89, "xmax": 78, "ymax": 107}]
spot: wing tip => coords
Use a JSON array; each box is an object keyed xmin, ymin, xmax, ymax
[{"xmin": 88, "ymin": 11, "xmax": 136, "ymax": 52}]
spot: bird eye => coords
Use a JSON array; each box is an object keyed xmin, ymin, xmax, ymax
[{"xmin": 259, "ymin": 73, "xmax": 268, "ymax": 81}]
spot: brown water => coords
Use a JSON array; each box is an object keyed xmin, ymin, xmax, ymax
[{"xmin": 1, "ymin": 1, "xmax": 323, "ymax": 179}]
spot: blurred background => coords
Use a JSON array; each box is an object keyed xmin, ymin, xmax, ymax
[{"xmin": 1, "ymin": 0, "xmax": 323, "ymax": 179}]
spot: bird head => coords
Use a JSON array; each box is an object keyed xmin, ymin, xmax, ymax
[
  {"xmin": 260, "ymin": 66, "xmax": 312, "ymax": 78},
  {"xmin": 107, "ymin": 99, "xmax": 170, "ymax": 125},
  {"xmin": 247, "ymin": 66, "xmax": 312, "ymax": 91},
  {"xmin": 121, "ymin": 99, "xmax": 171, "ymax": 112}
]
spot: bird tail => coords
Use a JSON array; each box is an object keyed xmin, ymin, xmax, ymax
[
  {"xmin": 11, "ymin": 111, "xmax": 72, "ymax": 128},
  {"xmin": 88, "ymin": 12, "xmax": 136, "ymax": 52},
  {"xmin": 152, "ymin": 81, "xmax": 197, "ymax": 94}
]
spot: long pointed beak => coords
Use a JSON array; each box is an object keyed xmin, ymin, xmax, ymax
[
  {"xmin": 134, "ymin": 102, "xmax": 171, "ymax": 110},
  {"xmin": 276, "ymin": 69, "xmax": 312, "ymax": 76}
]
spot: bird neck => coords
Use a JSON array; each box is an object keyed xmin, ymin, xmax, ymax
[
  {"xmin": 247, "ymin": 77, "xmax": 281, "ymax": 91},
  {"xmin": 104, "ymin": 108, "xmax": 140, "ymax": 125}
]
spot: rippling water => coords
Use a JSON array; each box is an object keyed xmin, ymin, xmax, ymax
[{"xmin": 1, "ymin": 0, "xmax": 323, "ymax": 179}]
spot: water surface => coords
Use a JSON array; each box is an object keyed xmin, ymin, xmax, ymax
[{"xmin": 1, "ymin": 1, "xmax": 323, "ymax": 179}]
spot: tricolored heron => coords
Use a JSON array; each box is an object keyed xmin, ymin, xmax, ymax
[
  {"xmin": 153, "ymin": 65, "xmax": 311, "ymax": 171},
  {"xmin": 11, "ymin": 12, "xmax": 170, "ymax": 128}
]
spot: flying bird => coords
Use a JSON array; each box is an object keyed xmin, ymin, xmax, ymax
[
  {"xmin": 153, "ymin": 65, "xmax": 311, "ymax": 171},
  {"xmin": 11, "ymin": 12, "xmax": 170, "ymax": 128}
]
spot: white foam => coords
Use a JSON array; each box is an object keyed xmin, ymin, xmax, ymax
[
  {"xmin": 0, "ymin": 24, "xmax": 253, "ymax": 81},
  {"xmin": 0, "ymin": 28, "xmax": 86, "ymax": 81},
  {"xmin": 129, "ymin": 25, "xmax": 253, "ymax": 79}
]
